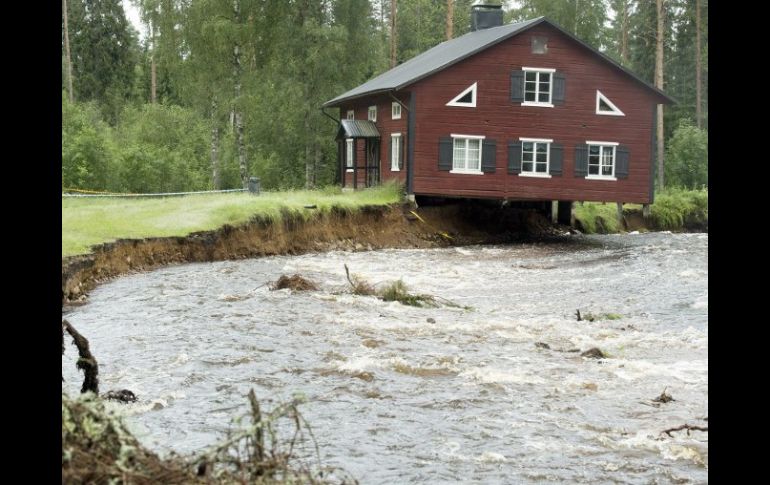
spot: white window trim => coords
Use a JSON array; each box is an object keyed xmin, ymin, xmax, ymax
[
  {"xmin": 519, "ymin": 137, "xmax": 553, "ymax": 143},
  {"xmin": 519, "ymin": 137, "xmax": 552, "ymax": 177},
  {"xmin": 345, "ymin": 138, "xmax": 354, "ymax": 172},
  {"xmin": 585, "ymin": 175, "xmax": 618, "ymax": 181},
  {"xmin": 446, "ymin": 82, "xmax": 478, "ymax": 108},
  {"xmin": 391, "ymin": 102, "xmax": 402, "ymax": 120},
  {"xmin": 390, "ymin": 133, "xmax": 401, "ymax": 171},
  {"xmin": 522, "ymin": 67, "xmax": 556, "ymax": 73},
  {"xmin": 596, "ymin": 91, "xmax": 625, "ymax": 116},
  {"xmin": 521, "ymin": 68, "xmax": 554, "ymax": 107},
  {"xmin": 521, "ymin": 101, "xmax": 554, "ymax": 108},
  {"xmin": 346, "ymin": 110, "xmax": 354, "ymax": 120},
  {"xmin": 585, "ymin": 142, "xmax": 617, "ymax": 180},
  {"xmin": 368, "ymin": 105, "xmax": 377, "ymax": 122},
  {"xmin": 449, "ymin": 134, "xmax": 485, "ymax": 174}
]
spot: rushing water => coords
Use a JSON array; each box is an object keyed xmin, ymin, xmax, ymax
[{"xmin": 62, "ymin": 232, "xmax": 708, "ymax": 484}]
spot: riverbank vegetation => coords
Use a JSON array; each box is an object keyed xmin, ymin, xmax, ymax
[
  {"xmin": 573, "ymin": 188, "xmax": 708, "ymax": 234},
  {"xmin": 62, "ymin": 182, "xmax": 401, "ymax": 257}
]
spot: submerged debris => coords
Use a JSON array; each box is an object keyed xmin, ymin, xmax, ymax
[
  {"xmin": 653, "ymin": 387, "xmax": 675, "ymax": 403},
  {"xmin": 379, "ymin": 280, "xmax": 439, "ymax": 308},
  {"xmin": 661, "ymin": 423, "xmax": 708, "ymax": 437},
  {"xmin": 535, "ymin": 342, "xmax": 551, "ymax": 350},
  {"xmin": 576, "ymin": 310, "xmax": 623, "ymax": 322},
  {"xmin": 103, "ymin": 389, "xmax": 138, "ymax": 403},
  {"xmin": 270, "ymin": 274, "xmax": 319, "ymax": 292},
  {"xmin": 344, "ymin": 264, "xmax": 376, "ymax": 296},
  {"xmin": 580, "ymin": 347, "xmax": 607, "ymax": 359}
]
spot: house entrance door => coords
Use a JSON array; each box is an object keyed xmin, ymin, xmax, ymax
[{"xmin": 365, "ymin": 139, "xmax": 380, "ymax": 187}]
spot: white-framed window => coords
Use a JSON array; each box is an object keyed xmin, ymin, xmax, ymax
[
  {"xmin": 346, "ymin": 110, "xmax": 354, "ymax": 120},
  {"xmin": 450, "ymin": 134, "xmax": 484, "ymax": 174},
  {"xmin": 446, "ymin": 82, "xmax": 477, "ymax": 107},
  {"xmin": 522, "ymin": 67, "xmax": 555, "ymax": 107},
  {"xmin": 391, "ymin": 102, "xmax": 401, "ymax": 120},
  {"xmin": 368, "ymin": 105, "xmax": 377, "ymax": 122},
  {"xmin": 346, "ymin": 138, "xmax": 354, "ymax": 172},
  {"xmin": 519, "ymin": 137, "xmax": 552, "ymax": 178},
  {"xmin": 586, "ymin": 140, "xmax": 618, "ymax": 180},
  {"xmin": 391, "ymin": 133, "xmax": 402, "ymax": 171},
  {"xmin": 595, "ymin": 90, "xmax": 625, "ymax": 116}
]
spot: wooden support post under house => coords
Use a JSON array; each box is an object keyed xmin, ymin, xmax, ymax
[
  {"xmin": 617, "ymin": 202, "xmax": 626, "ymax": 230},
  {"xmin": 551, "ymin": 200, "xmax": 559, "ymax": 224},
  {"xmin": 642, "ymin": 203, "xmax": 651, "ymax": 219},
  {"xmin": 558, "ymin": 200, "xmax": 573, "ymax": 226}
]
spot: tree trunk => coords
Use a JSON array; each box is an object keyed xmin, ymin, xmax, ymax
[
  {"xmin": 211, "ymin": 100, "xmax": 220, "ymax": 189},
  {"xmin": 233, "ymin": 1, "xmax": 248, "ymax": 188},
  {"xmin": 620, "ymin": 0, "xmax": 629, "ymax": 64},
  {"xmin": 574, "ymin": 0, "xmax": 579, "ymax": 35},
  {"xmin": 695, "ymin": 0, "xmax": 702, "ymax": 128},
  {"xmin": 304, "ymin": 114, "xmax": 314, "ymax": 189},
  {"xmin": 446, "ymin": 0, "xmax": 453, "ymax": 40},
  {"xmin": 655, "ymin": 0, "xmax": 665, "ymax": 188},
  {"xmin": 151, "ymin": 55, "xmax": 157, "ymax": 103},
  {"xmin": 150, "ymin": 19, "xmax": 157, "ymax": 104},
  {"xmin": 390, "ymin": 0, "xmax": 397, "ymax": 68},
  {"xmin": 63, "ymin": 0, "xmax": 74, "ymax": 102}
]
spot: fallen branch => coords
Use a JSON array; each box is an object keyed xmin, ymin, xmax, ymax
[
  {"xmin": 661, "ymin": 424, "xmax": 709, "ymax": 437},
  {"xmin": 63, "ymin": 319, "xmax": 99, "ymax": 394}
]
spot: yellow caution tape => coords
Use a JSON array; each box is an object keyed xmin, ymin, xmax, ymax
[{"xmin": 409, "ymin": 210, "xmax": 453, "ymax": 240}]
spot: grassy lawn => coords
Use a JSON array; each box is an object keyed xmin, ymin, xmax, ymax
[{"xmin": 62, "ymin": 183, "xmax": 402, "ymax": 257}]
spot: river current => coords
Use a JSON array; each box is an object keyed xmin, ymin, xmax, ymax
[{"xmin": 63, "ymin": 232, "xmax": 708, "ymax": 484}]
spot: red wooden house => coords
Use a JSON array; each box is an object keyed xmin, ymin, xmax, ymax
[{"xmin": 322, "ymin": 4, "xmax": 673, "ymax": 208}]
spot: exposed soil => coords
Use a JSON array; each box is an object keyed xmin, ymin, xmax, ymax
[{"xmin": 62, "ymin": 202, "xmax": 563, "ymax": 306}]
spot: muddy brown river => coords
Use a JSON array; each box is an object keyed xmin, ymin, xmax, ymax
[{"xmin": 62, "ymin": 232, "xmax": 708, "ymax": 483}]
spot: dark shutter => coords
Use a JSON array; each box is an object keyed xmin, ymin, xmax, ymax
[
  {"xmin": 510, "ymin": 70, "xmax": 524, "ymax": 103},
  {"xmin": 549, "ymin": 143, "xmax": 563, "ymax": 176},
  {"xmin": 575, "ymin": 144, "xmax": 588, "ymax": 177},
  {"xmin": 508, "ymin": 141, "xmax": 522, "ymax": 174},
  {"xmin": 553, "ymin": 72, "xmax": 566, "ymax": 105},
  {"xmin": 616, "ymin": 145, "xmax": 630, "ymax": 179},
  {"xmin": 438, "ymin": 137, "xmax": 453, "ymax": 171},
  {"xmin": 482, "ymin": 139, "xmax": 496, "ymax": 173},
  {"xmin": 400, "ymin": 134, "xmax": 405, "ymax": 170}
]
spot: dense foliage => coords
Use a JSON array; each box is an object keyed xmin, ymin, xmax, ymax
[{"xmin": 62, "ymin": 0, "xmax": 707, "ymax": 193}]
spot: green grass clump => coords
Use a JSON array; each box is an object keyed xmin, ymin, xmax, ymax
[
  {"xmin": 379, "ymin": 279, "xmax": 437, "ymax": 307},
  {"xmin": 650, "ymin": 187, "xmax": 708, "ymax": 230},
  {"xmin": 62, "ymin": 181, "xmax": 402, "ymax": 257},
  {"xmin": 572, "ymin": 203, "xmax": 621, "ymax": 234}
]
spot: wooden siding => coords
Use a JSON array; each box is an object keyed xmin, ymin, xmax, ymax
[{"xmin": 355, "ymin": 23, "xmax": 662, "ymax": 204}]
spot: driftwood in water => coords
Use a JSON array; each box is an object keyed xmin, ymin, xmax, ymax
[
  {"xmin": 63, "ymin": 319, "xmax": 99, "ymax": 394},
  {"xmin": 661, "ymin": 424, "xmax": 708, "ymax": 437}
]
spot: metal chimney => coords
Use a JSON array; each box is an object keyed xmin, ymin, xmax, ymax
[{"xmin": 471, "ymin": 4, "xmax": 504, "ymax": 31}]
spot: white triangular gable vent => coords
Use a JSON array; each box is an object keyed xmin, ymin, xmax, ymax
[
  {"xmin": 446, "ymin": 82, "xmax": 477, "ymax": 107},
  {"xmin": 596, "ymin": 90, "xmax": 624, "ymax": 116}
]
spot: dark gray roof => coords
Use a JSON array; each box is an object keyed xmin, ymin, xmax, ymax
[
  {"xmin": 336, "ymin": 119, "xmax": 380, "ymax": 140},
  {"xmin": 323, "ymin": 17, "xmax": 673, "ymax": 107}
]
